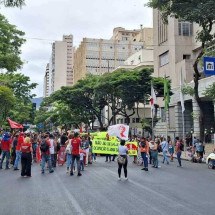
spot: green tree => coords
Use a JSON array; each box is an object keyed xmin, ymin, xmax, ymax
[
  {"xmin": 204, "ymin": 83, "xmax": 215, "ymax": 101},
  {"xmin": 0, "ymin": 73, "xmax": 37, "ymax": 103},
  {"xmin": 0, "ymin": 73, "xmax": 37, "ymax": 124},
  {"xmin": 0, "ymin": 86, "xmax": 15, "ymax": 126},
  {"xmin": 0, "ymin": 14, "xmax": 26, "ymax": 72},
  {"xmin": 147, "ymin": 0, "xmax": 215, "ymax": 140},
  {"xmin": 2, "ymin": 0, "xmax": 25, "ymax": 7}
]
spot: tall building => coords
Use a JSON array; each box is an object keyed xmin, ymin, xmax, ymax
[
  {"xmin": 153, "ymin": 9, "xmax": 215, "ymax": 139},
  {"xmin": 49, "ymin": 35, "xmax": 74, "ymax": 94},
  {"xmin": 74, "ymin": 27, "xmax": 153, "ymax": 84},
  {"xmin": 43, "ymin": 63, "xmax": 50, "ymax": 97}
]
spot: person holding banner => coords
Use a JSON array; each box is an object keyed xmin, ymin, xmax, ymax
[{"xmin": 117, "ymin": 140, "xmax": 128, "ymax": 181}]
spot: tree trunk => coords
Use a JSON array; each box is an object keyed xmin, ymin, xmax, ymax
[{"xmin": 193, "ymin": 45, "xmax": 205, "ymax": 141}]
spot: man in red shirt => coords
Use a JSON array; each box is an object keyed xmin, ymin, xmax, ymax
[
  {"xmin": 14, "ymin": 132, "xmax": 24, "ymax": 170},
  {"xmin": 70, "ymin": 132, "xmax": 82, "ymax": 176},
  {"xmin": 0, "ymin": 132, "xmax": 12, "ymax": 169}
]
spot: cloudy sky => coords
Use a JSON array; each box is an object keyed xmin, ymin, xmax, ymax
[{"xmin": 1, "ymin": 0, "xmax": 152, "ymax": 97}]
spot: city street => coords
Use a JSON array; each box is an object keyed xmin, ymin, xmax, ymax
[{"xmin": 0, "ymin": 157, "xmax": 214, "ymax": 215}]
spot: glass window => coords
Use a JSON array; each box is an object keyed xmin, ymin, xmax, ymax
[
  {"xmin": 159, "ymin": 51, "xmax": 169, "ymax": 67},
  {"xmin": 178, "ymin": 21, "xmax": 193, "ymax": 36}
]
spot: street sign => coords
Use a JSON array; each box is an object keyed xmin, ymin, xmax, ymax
[{"xmin": 203, "ymin": 57, "xmax": 215, "ymax": 76}]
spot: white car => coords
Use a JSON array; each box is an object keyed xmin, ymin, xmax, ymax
[{"xmin": 206, "ymin": 152, "xmax": 215, "ymax": 169}]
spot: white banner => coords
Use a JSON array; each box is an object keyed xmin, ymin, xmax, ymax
[{"xmin": 107, "ymin": 124, "xmax": 129, "ymax": 140}]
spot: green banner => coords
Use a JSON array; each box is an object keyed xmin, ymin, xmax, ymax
[{"xmin": 92, "ymin": 139, "xmax": 119, "ymax": 155}]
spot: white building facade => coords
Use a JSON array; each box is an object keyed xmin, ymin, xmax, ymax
[{"xmin": 49, "ymin": 35, "xmax": 74, "ymax": 94}]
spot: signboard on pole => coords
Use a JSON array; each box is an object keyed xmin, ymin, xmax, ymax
[{"xmin": 203, "ymin": 57, "xmax": 215, "ymax": 76}]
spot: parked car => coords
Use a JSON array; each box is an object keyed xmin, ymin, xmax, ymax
[{"xmin": 206, "ymin": 152, "xmax": 215, "ymax": 169}]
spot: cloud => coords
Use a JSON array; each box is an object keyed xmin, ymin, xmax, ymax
[{"xmin": 1, "ymin": 0, "xmax": 152, "ymax": 97}]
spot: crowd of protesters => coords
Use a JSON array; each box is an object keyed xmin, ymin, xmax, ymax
[
  {"xmin": 0, "ymin": 130, "xmax": 96, "ymax": 177},
  {"xmin": 0, "ymin": 130, "xmax": 211, "ymax": 180}
]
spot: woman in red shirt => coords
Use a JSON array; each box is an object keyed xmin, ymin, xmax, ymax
[{"xmin": 21, "ymin": 136, "xmax": 33, "ymax": 177}]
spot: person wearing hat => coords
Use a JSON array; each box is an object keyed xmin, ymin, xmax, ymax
[{"xmin": 0, "ymin": 132, "xmax": 12, "ymax": 169}]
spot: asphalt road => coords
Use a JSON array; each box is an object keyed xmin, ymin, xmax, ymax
[{"xmin": 0, "ymin": 157, "xmax": 214, "ymax": 215}]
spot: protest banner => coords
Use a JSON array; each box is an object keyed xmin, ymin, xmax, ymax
[
  {"xmin": 92, "ymin": 139, "xmax": 119, "ymax": 155},
  {"xmin": 107, "ymin": 124, "xmax": 129, "ymax": 140},
  {"xmin": 125, "ymin": 142, "xmax": 138, "ymax": 156}
]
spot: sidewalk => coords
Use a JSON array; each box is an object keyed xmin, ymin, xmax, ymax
[{"xmin": 159, "ymin": 143, "xmax": 215, "ymax": 162}]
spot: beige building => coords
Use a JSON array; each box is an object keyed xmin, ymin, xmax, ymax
[
  {"xmin": 153, "ymin": 9, "xmax": 215, "ymax": 140},
  {"xmin": 103, "ymin": 46, "xmax": 154, "ymax": 135},
  {"xmin": 50, "ymin": 35, "xmax": 74, "ymax": 94},
  {"xmin": 43, "ymin": 63, "xmax": 50, "ymax": 97},
  {"xmin": 74, "ymin": 27, "xmax": 153, "ymax": 84}
]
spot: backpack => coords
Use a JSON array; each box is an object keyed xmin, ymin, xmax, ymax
[
  {"xmin": 157, "ymin": 144, "xmax": 162, "ymax": 153},
  {"xmin": 179, "ymin": 143, "xmax": 184, "ymax": 151},
  {"xmin": 140, "ymin": 141, "xmax": 146, "ymax": 148},
  {"xmin": 40, "ymin": 140, "xmax": 49, "ymax": 153}
]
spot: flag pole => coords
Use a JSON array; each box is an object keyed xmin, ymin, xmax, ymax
[
  {"xmin": 180, "ymin": 68, "xmax": 186, "ymax": 155},
  {"xmin": 152, "ymin": 108, "xmax": 154, "ymax": 140}
]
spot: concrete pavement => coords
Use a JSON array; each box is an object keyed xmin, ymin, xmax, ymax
[{"xmin": 0, "ymin": 157, "xmax": 214, "ymax": 215}]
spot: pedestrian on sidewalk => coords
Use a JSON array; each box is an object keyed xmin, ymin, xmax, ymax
[
  {"xmin": 149, "ymin": 140, "xmax": 158, "ymax": 168},
  {"xmin": 167, "ymin": 136, "xmax": 174, "ymax": 162},
  {"xmin": 161, "ymin": 138, "xmax": 169, "ymax": 164},
  {"xmin": 117, "ymin": 139, "xmax": 128, "ymax": 180},
  {"xmin": 139, "ymin": 137, "xmax": 149, "ymax": 171},
  {"xmin": 175, "ymin": 137, "xmax": 182, "ymax": 167}
]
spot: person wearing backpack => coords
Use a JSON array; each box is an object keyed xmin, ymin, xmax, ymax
[
  {"xmin": 139, "ymin": 137, "xmax": 149, "ymax": 171},
  {"xmin": 175, "ymin": 137, "xmax": 182, "ymax": 167},
  {"xmin": 40, "ymin": 134, "xmax": 54, "ymax": 174}
]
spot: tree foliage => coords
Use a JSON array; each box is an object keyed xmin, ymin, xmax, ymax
[
  {"xmin": 0, "ymin": 73, "xmax": 37, "ymax": 103},
  {"xmin": 1, "ymin": 0, "xmax": 25, "ymax": 7},
  {"xmin": 204, "ymin": 83, "xmax": 215, "ymax": 101},
  {"xmin": 47, "ymin": 68, "xmax": 169, "ymax": 130},
  {"xmin": 0, "ymin": 73, "xmax": 37, "ymax": 125},
  {"xmin": 0, "ymin": 86, "xmax": 15, "ymax": 126},
  {"xmin": 0, "ymin": 14, "xmax": 26, "ymax": 72},
  {"xmin": 147, "ymin": 0, "xmax": 215, "ymax": 140}
]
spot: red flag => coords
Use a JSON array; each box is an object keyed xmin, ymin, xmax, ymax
[{"xmin": 7, "ymin": 118, "xmax": 23, "ymax": 129}]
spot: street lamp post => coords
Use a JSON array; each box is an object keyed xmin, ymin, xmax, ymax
[{"xmin": 190, "ymin": 128, "xmax": 194, "ymax": 146}]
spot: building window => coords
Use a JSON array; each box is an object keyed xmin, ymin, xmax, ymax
[
  {"xmin": 158, "ymin": 11, "xmax": 168, "ymax": 44},
  {"xmin": 132, "ymin": 118, "xmax": 135, "ymax": 123},
  {"xmin": 136, "ymin": 118, "xmax": 140, "ymax": 123},
  {"xmin": 178, "ymin": 21, "xmax": 193, "ymax": 36},
  {"xmin": 159, "ymin": 51, "xmax": 169, "ymax": 67},
  {"xmin": 183, "ymin": 54, "xmax": 191, "ymax": 60}
]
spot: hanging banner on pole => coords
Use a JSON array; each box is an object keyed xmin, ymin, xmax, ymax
[{"xmin": 107, "ymin": 124, "xmax": 129, "ymax": 140}]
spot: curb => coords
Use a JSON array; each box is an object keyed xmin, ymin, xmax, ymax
[{"xmin": 158, "ymin": 153, "xmax": 206, "ymax": 163}]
